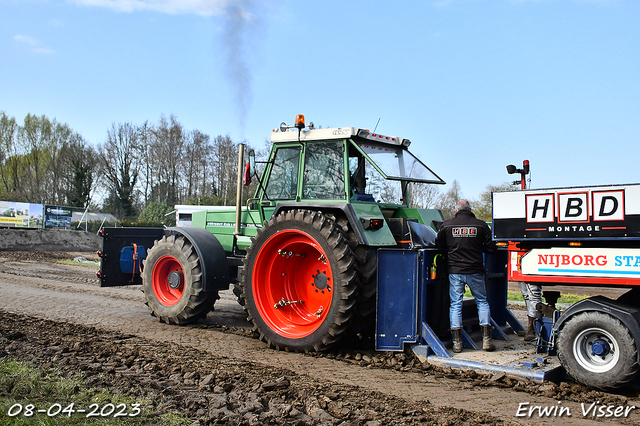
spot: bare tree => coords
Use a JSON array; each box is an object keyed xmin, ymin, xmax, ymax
[
  {"xmin": 63, "ymin": 134, "xmax": 98, "ymax": 208},
  {"xmin": 19, "ymin": 113, "xmax": 54, "ymax": 202},
  {"xmin": 183, "ymin": 129, "xmax": 210, "ymax": 201},
  {"xmin": 99, "ymin": 122, "xmax": 141, "ymax": 219},
  {"xmin": 408, "ymin": 183, "xmax": 441, "ymax": 209},
  {"xmin": 138, "ymin": 120, "xmax": 155, "ymax": 205},
  {"xmin": 151, "ymin": 114, "xmax": 185, "ymax": 206},
  {"xmin": 436, "ymin": 180, "xmax": 463, "ymax": 219},
  {"xmin": 0, "ymin": 112, "xmax": 19, "ymax": 197},
  {"xmin": 212, "ymin": 135, "xmax": 238, "ymax": 204},
  {"xmin": 166, "ymin": 115, "xmax": 184, "ymax": 204},
  {"xmin": 45, "ymin": 120, "xmax": 75, "ymax": 205}
]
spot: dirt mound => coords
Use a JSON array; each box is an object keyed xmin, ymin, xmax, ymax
[
  {"xmin": 0, "ymin": 228, "xmax": 101, "ymax": 252},
  {"xmin": 0, "ymin": 311, "xmax": 513, "ymax": 425}
]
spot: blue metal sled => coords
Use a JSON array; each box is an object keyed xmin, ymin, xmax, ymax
[{"xmin": 375, "ymin": 248, "xmax": 563, "ymax": 382}]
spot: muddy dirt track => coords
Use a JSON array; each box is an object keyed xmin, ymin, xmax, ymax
[{"xmin": 1, "ymin": 249, "xmax": 640, "ymax": 425}]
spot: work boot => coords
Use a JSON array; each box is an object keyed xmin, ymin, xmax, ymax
[
  {"xmin": 451, "ymin": 328, "xmax": 463, "ymax": 353},
  {"xmin": 482, "ymin": 325, "xmax": 495, "ymax": 352},
  {"xmin": 523, "ymin": 316, "xmax": 536, "ymax": 342}
]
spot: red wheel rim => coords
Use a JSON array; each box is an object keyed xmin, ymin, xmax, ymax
[
  {"xmin": 252, "ymin": 229, "xmax": 334, "ymax": 339},
  {"xmin": 152, "ymin": 255, "xmax": 185, "ymax": 306}
]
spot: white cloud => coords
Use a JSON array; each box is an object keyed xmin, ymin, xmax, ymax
[
  {"xmin": 572, "ymin": 0, "xmax": 619, "ymax": 3},
  {"xmin": 434, "ymin": 0, "xmax": 619, "ymax": 5},
  {"xmin": 14, "ymin": 34, "xmax": 55, "ymax": 54},
  {"xmin": 33, "ymin": 47, "xmax": 56, "ymax": 54},
  {"xmin": 50, "ymin": 18, "xmax": 65, "ymax": 27},
  {"xmin": 14, "ymin": 34, "xmax": 39, "ymax": 46},
  {"xmin": 508, "ymin": 0, "xmax": 619, "ymax": 3},
  {"xmin": 66, "ymin": 0, "xmax": 233, "ymax": 17}
]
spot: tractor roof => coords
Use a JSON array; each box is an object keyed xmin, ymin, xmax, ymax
[
  {"xmin": 268, "ymin": 116, "xmax": 443, "ymax": 185},
  {"xmin": 270, "ymin": 126, "xmax": 411, "ymax": 148}
]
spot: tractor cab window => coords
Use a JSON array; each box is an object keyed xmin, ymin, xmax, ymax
[
  {"xmin": 348, "ymin": 139, "xmax": 445, "ymax": 204},
  {"xmin": 348, "ymin": 143, "xmax": 401, "ymax": 203},
  {"xmin": 302, "ymin": 141, "xmax": 345, "ymax": 200},
  {"xmin": 355, "ymin": 142, "xmax": 443, "ymax": 183},
  {"xmin": 348, "ymin": 154, "xmax": 402, "ymax": 204},
  {"xmin": 264, "ymin": 146, "xmax": 301, "ymax": 200}
]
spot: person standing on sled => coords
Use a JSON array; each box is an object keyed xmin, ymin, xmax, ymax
[{"xmin": 435, "ymin": 199, "xmax": 497, "ymax": 353}]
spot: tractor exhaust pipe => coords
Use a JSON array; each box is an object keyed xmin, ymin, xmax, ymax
[{"xmin": 235, "ymin": 143, "xmax": 245, "ymax": 237}]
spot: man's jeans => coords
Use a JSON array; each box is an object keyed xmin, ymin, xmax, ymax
[{"xmin": 449, "ymin": 273, "xmax": 491, "ymax": 329}]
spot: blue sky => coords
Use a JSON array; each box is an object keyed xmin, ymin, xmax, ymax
[{"xmin": 1, "ymin": 0, "xmax": 639, "ymax": 201}]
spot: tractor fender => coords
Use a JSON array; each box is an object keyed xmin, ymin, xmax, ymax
[
  {"xmin": 273, "ymin": 202, "xmax": 369, "ymax": 245},
  {"xmin": 165, "ymin": 227, "xmax": 230, "ymax": 292},
  {"xmin": 553, "ymin": 296, "xmax": 640, "ymax": 363}
]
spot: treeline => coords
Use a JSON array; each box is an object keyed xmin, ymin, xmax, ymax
[
  {"xmin": 0, "ymin": 112, "xmax": 95, "ymax": 208},
  {"xmin": 0, "ymin": 111, "xmax": 259, "ymax": 222},
  {"xmin": 0, "ymin": 110, "xmax": 512, "ymax": 225}
]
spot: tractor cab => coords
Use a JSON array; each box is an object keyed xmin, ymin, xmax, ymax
[{"xmin": 248, "ymin": 115, "xmax": 446, "ymax": 247}]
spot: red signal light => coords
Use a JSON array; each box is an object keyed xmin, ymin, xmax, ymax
[
  {"xmin": 360, "ymin": 217, "xmax": 384, "ymax": 231},
  {"xmin": 370, "ymin": 219, "xmax": 384, "ymax": 230}
]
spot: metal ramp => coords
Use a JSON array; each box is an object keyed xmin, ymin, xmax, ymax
[{"xmin": 376, "ymin": 248, "xmax": 563, "ymax": 382}]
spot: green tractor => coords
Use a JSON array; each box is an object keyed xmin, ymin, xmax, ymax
[{"xmin": 98, "ymin": 115, "xmax": 446, "ymax": 352}]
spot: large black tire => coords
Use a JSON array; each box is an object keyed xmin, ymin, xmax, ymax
[
  {"xmin": 232, "ymin": 283, "xmax": 245, "ymax": 306},
  {"xmin": 556, "ymin": 311, "xmax": 639, "ymax": 390},
  {"xmin": 241, "ymin": 209, "xmax": 358, "ymax": 352},
  {"xmin": 334, "ymin": 216, "xmax": 377, "ymax": 339},
  {"xmin": 142, "ymin": 234, "xmax": 218, "ymax": 324},
  {"xmin": 349, "ymin": 245, "xmax": 377, "ymax": 337}
]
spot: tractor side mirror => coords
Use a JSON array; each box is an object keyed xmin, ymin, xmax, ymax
[{"xmin": 249, "ymin": 150, "xmax": 256, "ymax": 176}]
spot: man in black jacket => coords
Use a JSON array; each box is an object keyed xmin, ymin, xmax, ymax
[{"xmin": 435, "ymin": 199, "xmax": 497, "ymax": 352}]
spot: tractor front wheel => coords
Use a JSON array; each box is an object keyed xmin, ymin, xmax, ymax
[
  {"xmin": 142, "ymin": 234, "xmax": 218, "ymax": 324},
  {"xmin": 242, "ymin": 210, "xmax": 358, "ymax": 352}
]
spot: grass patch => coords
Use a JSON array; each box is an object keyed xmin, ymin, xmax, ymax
[
  {"xmin": 58, "ymin": 259, "xmax": 99, "ymax": 267},
  {"xmin": 463, "ymin": 289, "xmax": 588, "ymax": 305},
  {"xmin": 550, "ymin": 292, "xmax": 589, "ymax": 305},
  {"xmin": 0, "ymin": 360, "xmax": 191, "ymax": 425}
]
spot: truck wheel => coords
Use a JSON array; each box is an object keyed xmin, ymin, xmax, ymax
[
  {"xmin": 242, "ymin": 209, "xmax": 358, "ymax": 352},
  {"xmin": 142, "ymin": 234, "xmax": 218, "ymax": 324},
  {"xmin": 557, "ymin": 311, "xmax": 639, "ymax": 390}
]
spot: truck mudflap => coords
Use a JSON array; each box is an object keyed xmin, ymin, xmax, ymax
[{"xmin": 97, "ymin": 227, "xmax": 165, "ymax": 287}]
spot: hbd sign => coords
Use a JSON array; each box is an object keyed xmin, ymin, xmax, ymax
[
  {"xmin": 526, "ymin": 189, "xmax": 625, "ymax": 223},
  {"xmin": 492, "ymin": 184, "xmax": 640, "ymax": 240}
]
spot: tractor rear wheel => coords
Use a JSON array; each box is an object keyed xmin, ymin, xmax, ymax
[
  {"xmin": 242, "ymin": 209, "xmax": 358, "ymax": 352},
  {"xmin": 142, "ymin": 234, "xmax": 218, "ymax": 324},
  {"xmin": 334, "ymin": 216, "xmax": 377, "ymax": 341},
  {"xmin": 557, "ymin": 311, "xmax": 639, "ymax": 390}
]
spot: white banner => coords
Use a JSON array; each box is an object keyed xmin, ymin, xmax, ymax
[{"xmin": 521, "ymin": 247, "xmax": 640, "ymax": 279}]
